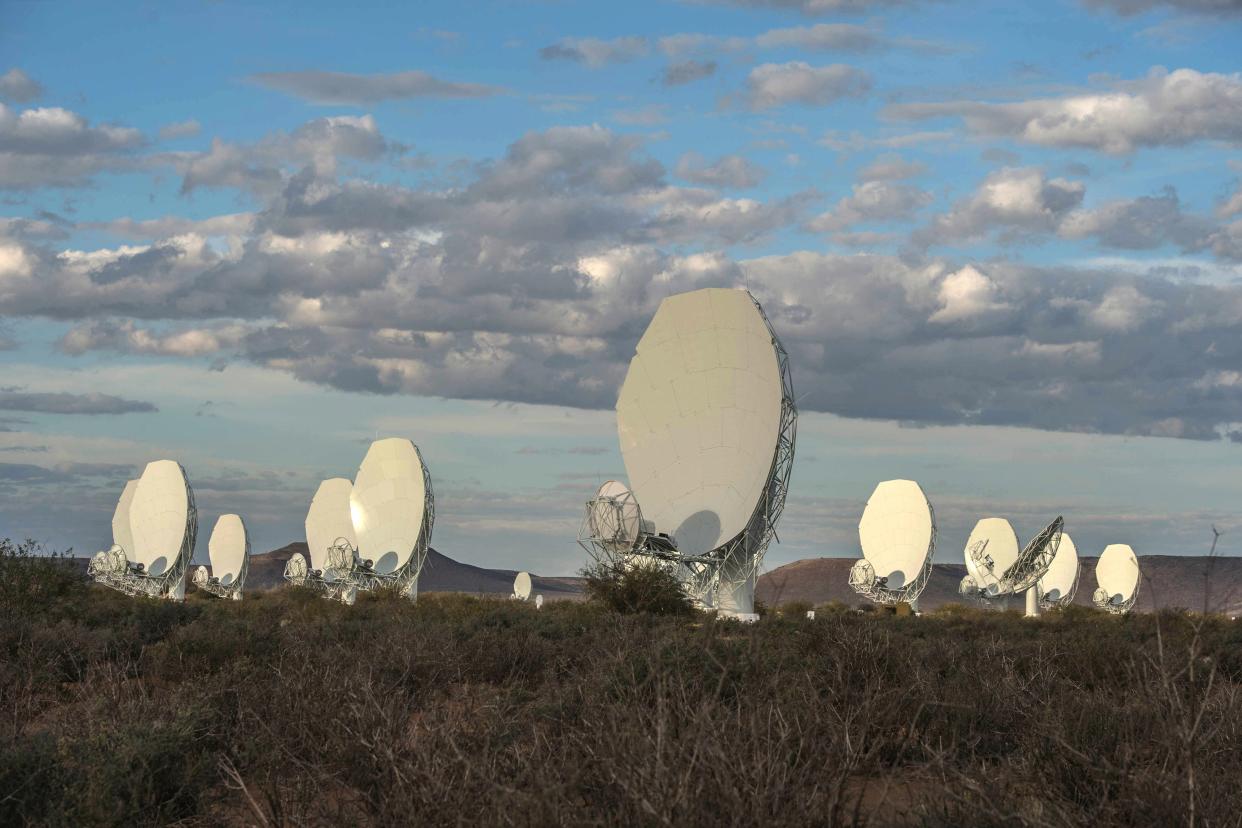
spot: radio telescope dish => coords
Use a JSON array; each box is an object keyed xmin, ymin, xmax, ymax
[
  {"xmin": 584, "ymin": 288, "xmax": 796, "ymax": 618},
  {"xmin": 92, "ymin": 461, "xmax": 196, "ymax": 601},
  {"xmin": 849, "ymin": 479, "xmax": 936, "ymax": 610},
  {"xmin": 959, "ymin": 518, "xmax": 1020, "ymax": 600},
  {"xmin": 349, "ymin": 437, "xmax": 435, "ymax": 599},
  {"xmin": 111, "ymin": 479, "xmax": 138, "ymax": 560},
  {"xmin": 1038, "ymin": 532, "xmax": 1080, "ymax": 609},
  {"xmin": 306, "ymin": 478, "xmax": 356, "ymax": 574},
  {"xmin": 535, "ymin": 594, "xmax": 544, "ymax": 609},
  {"xmin": 1093, "ymin": 543, "xmax": 1140, "ymax": 614},
  {"xmin": 514, "ymin": 571, "xmax": 532, "ymax": 601},
  {"xmin": 195, "ymin": 514, "xmax": 250, "ymax": 600}
]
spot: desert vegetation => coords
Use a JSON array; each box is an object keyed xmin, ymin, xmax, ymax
[{"xmin": 2, "ymin": 539, "xmax": 1241, "ymax": 826}]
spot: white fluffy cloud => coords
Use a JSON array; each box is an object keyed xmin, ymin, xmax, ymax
[
  {"xmin": 889, "ymin": 67, "xmax": 1242, "ymax": 154},
  {"xmin": 744, "ymin": 62, "xmax": 871, "ymax": 110}
]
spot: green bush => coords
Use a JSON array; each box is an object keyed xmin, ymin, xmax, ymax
[{"xmin": 582, "ymin": 560, "xmax": 695, "ymax": 616}]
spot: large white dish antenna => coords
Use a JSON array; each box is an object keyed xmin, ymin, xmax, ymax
[
  {"xmin": 1094, "ymin": 543, "xmax": 1140, "ymax": 613},
  {"xmin": 616, "ymin": 288, "xmax": 784, "ymax": 558},
  {"xmin": 208, "ymin": 514, "xmax": 248, "ymax": 587},
  {"xmin": 962, "ymin": 518, "xmax": 1020, "ymax": 598},
  {"xmin": 351, "ymin": 438, "xmax": 429, "ymax": 576},
  {"xmin": 857, "ymin": 480, "xmax": 934, "ymax": 590},
  {"xmin": 514, "ymin": 571, "xmax": 532, "ymax": 601},
  {"xmin": 1038, "ymin": 531, "xmax": 1080, "ymax": 607},
  {"xmin": 111, "ymin": 479, "xmax": 139, "ymax": 556},
  {"xmin": 305, "ymin": 478, "xmax": 356, "ymax": 574},
  {"xmin": 129, "ymin": 460, "xmax": 193, "ymax": 578}
]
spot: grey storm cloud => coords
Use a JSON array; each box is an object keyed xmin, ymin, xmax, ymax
[
  {"xmin": 684, "ymin": 0, "xmax": 913, "ymax": 14},
  {"xmin": 1083, "ymin": 0, "xmax": 1242, "ymax": 14},
  {"xmin": 675, "ymin": 152, "xmax": 767, "ymax": 187},
  {"xmin": 744, "ymin": 62, "xmax": 871, "ymax": 110},
  {"xmin": 887, "ymin": 67, "xmax": 1242, "ymax": 154},
  {"xmin": 5, "ymin": 117, "xmax": 1242, "ymax": 442},
  {"xmin": 0, "ymin": 69, "xmax": 43, "ymax": 104},
  {"xmin": 662, "ymin": 60, "xmax": 717, "ymax": 87},
  {"xmin": 0, "ymin": 102, "xmax": 144, "ymax": 189},
  {"xmin": 0, "ymin": 390, "xmax": 157, "ymax": 415},
  {"xmin": 538, "ymin": 37, "xmax": 650, "ymax": 67},
  {"xmin": 250, "ymin": 70, "xmax": 500, "ymax": 105},
  {"xmin": 807, "ymin": 180, "xmax": 933, "ymax": 231}
]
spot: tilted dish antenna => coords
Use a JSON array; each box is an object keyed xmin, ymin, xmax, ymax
[
  {"xmin": 1093, "ymin": 543, "xmax": 1140, "ymax": 614},
  {"xmin": 958, "ymin": 517, "xmax": 1020, "ymax": 603},
  {"xmin": 347, "ymin": 437, "xmax": 435, "ymax": 601},
  {"xmin": 513, "ymin": 571, "xmax": 532, "ymax": 601},
  {"xmin": 849, "ymin": 479, "xmax": 936, "ymax": 612},
  {"xmin": 285, "ymin": 477, "xmax": 358, "ymax": 603},
  {"xmin": 1038, "ymin": 531, "xmax": 1081, "ymax": 610},
  {"xmin": 92, "ymin": 461, "xmax": 196, "ymax": 600},
  {"xmin": 194, "ymin": 514, "xmax": 250, "ymax": 600},
  {"xmin": 89, "ymin": 479, "xmax": 138, "ymax": 586},
  {"xmin": 581, "ymin": 288, "xmax": 797, "ymax": 619}
]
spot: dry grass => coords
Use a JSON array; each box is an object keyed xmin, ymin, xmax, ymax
[{"xmin": 2, "ymin": 540, "xmax": 1241, "ymax": 826}]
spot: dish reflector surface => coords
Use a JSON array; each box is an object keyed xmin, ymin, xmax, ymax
[
  {"xmin": 1096, "ymin": 543, "xmax": 1139, "ymax": 604},
  {"xmin": 208, "ymin": 514, "xmax": 248, "ymax": 586},
  {"xmin": 1038, "ymin": 531, "xmax": 1079, "ymax": 602},
  {"xmin": 857, "ymin": 480, "xmax": 933, "ymax": 589},
  {"xmin": 963, "ymin": 518, "xmax": 1019, "ymax": 596},
  {"xmin": 616, "ymin": 288, "xmax": 783, "ymax": 557},
  {"xmin": 112, "ymin": 479, "xmax": 139, "ymax": 555},
  {"xmin": 128, "ymin": 460, "xmax": 192, "ymax": 577},
  {"xmin": 305, "ymin": 478, "xmax": 356, "ymax": 573},
  {"xmin": 350, "ymin": 438, "xmax": 428, "ymax": 576},
  {"xmin": 514, "ymin": 571, "xmax": 532, "ymax": 600}
]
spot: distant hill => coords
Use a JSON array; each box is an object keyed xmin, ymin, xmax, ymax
[
  {"xmin": 247, "ymin": 542, "xmax": 586, "ymax": 600},
  {"xmin": 757, "ymin": 555, "xmax": 1242, "ymax": 615}
]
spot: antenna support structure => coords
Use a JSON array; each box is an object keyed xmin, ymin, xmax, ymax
[
  {"xmin": 89, "ymin": 479, "xmax": 197, "ymax": 601},
  {"xmin": 959, "ymin": 517, "xmax": 1063, "ymax": 606},
  {"xmin": 578, "ymin": 292, "xmax": 797, "ymax": 616},
  {"xmin": 848, "ymin": 502, "xmax": 936, "ymax": 609},
  {"xmin": 284, "ymin": 455, "xmax": 434, "ymax": 605}
]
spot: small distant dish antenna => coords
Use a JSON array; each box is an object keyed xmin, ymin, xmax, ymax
[
  {"xmin": 1038, "ymin": 532, "xmax": 1081, "ymax": 610},
  {"xmin": 89, "ymin": 461, "xmax": 197, "ymax": 601},
  {"xmin": 513, "ymin": 571, "xmax": 532, "ymax": 601},
  {"xmin": 959, "ymin": 516, "xmax": 1063, "ymax": 612},
  {"xmin": 193, "ymin": 514, "xmax": 250, "ymax": 600},
  {"xmin": 1092, "ymin": 543, "xmax": 1140, "ymax": 614},
  {"xmin": 805, "ymin": 610, "xmax": 815, "ymax": 620},
  {"xmin": 285, "ymin": 439, "xmax": 434, "ymax": 605},
  {"xmin": 535, "ymin": 594, "xmax": 544, "ymax": 609},
  {"xmin": 579, "ymin": 288, "xmax": 797, "ymax": 619},
  {"xmin": 849, "ymin": 479, "xmax": 936, "ymax": 613},
  {"xmin": 285, "ymin": 477, "xmax": 359, "ymax": 604}
]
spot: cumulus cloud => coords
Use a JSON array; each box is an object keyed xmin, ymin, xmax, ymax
[
  {"xmin": 888, "ymin": 67, "xmax": 1242, "ymax": 153},
  {"xmin": 0, "ymin": 69, "xmax": 43, "ymax": 103},
  {"xmin": 249, "ymin": 70, "xmax": 499, "ymax": 104},
  {"xmin": 675, "ymin": 152, "xmax": 767, "ymax": 187},
  {"xmin": 7, "ymin": 118, "xmax": 1242, "ymax": 441},
  {"xmin": 0, "ymin": 103, "xmax": 144, "ymax": 189},
  {"xmin": 919, "ymin": 166, "xmax": 1085, "ymax": 244},
  {"xmin": 684, "ymin": 0, "xmax": 912, "ymax": 14},
  {"xmin": 857, "ymin": 154, "xmax": 927, "ymax": 181},
  {"xmin": 539, "ymin": 37, "xmax": 650, "ymax": 67},
  {"xmin": 158, "ymin": 119, "xmax": 201, "ymax": 140},
  {"xmin": 1059, "ymin": 187, "xmax": 1213, "ymax": 250},
  {"xmin": 744, "ymin": 62, "xmax": 871, "ymax": 109},
  {"xmin": 1084, "ymin": 0, "xmax": 1242, "ymax": 15},
  {"xmin": 807, "ymin": 180, "xmax": 933, "ymax": 230},
  {"xmin": 662, "ymin": 60, "xmax": 717, "ymax": 86},
  {"xmin": 754, "ymin": 23, "xmax": 883, "ymax": 51},
  {"xmin": 0, "ymin": 390, "xmax": 156, "ymax": 415}
]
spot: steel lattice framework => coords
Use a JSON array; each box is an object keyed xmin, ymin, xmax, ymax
[
  {"xmin": 1093, "ymin": 577, "xmax": 1140, "ymax": 614},
  {"xmin": 579, "ymin": 291, "xmax": 797, "ymax": 612},
  {"xmin": 849, "ymin": 502, "xmax": 937, "ymax": 606},
  {"xmin": 959, "ymin": 516, "xmax": 1064, "ymax": 605},
  {"xmin": 284, "ymin": 455, "xmax": 435, "ymax": 605},
  {"xmin": 192, "ymin": 535, "xmax": 250, "ymax": 601},
  {"xmin": 89, "ymin": 482, "xmax": 197, "ymax": 601}
]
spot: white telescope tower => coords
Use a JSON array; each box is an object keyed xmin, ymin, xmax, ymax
[{"xmin": 579, "ymin": 288, "xmax": 797, "ymax": 619}]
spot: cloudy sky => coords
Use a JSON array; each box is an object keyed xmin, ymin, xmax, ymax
[{"xmin": 1, "ymin": 0, "xmax": 1240, "ymax": 575}]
